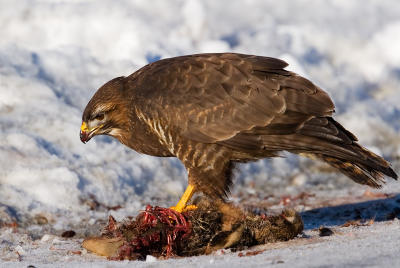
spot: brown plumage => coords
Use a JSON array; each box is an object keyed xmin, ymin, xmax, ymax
[{"xmin": 80, "ymin": 53, "xmax": 397, "ymax": 202}]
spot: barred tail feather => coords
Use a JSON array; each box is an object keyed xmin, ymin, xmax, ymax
[
  {"xmin": 319, "ymin": 156, "xmax": 383, "ymax": 188},
  {"xmin": 297, "ymin": 117, "xmax": 398, "ymax": 187}
]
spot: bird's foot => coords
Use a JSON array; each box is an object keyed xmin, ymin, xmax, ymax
[
  {"xmin": 170, "ymin": 204, "xmax": 198, "ymax": 213},
  {"xmin": 171, "ymin": 184, "xmax": 196, "ymax": 213}
]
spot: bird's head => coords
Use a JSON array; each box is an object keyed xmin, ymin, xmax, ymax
[{"xmin": 80, "ymin": 77, "xmax": 128, "ymax": 143}]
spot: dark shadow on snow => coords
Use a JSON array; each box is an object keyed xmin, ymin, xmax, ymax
[
  {"xmin": 0, "ymin": 203, "xmax": 20, "ymax": 222},
  {"xmin": 300, "ymin": 194, "xmax": 400, "ymax": 230}
]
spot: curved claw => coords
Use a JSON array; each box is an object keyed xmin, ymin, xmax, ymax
[{"xmin": 170, "ymin": 204, "xmax": 198, "ymax": 213}]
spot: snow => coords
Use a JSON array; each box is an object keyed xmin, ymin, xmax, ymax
[
  {"xmin": 2, "ymin": 216, "xmax": 400, "ymax": 267},
  {"xmin": 0, "ymin": 0, "xmax": 400, "ymax": 266}
]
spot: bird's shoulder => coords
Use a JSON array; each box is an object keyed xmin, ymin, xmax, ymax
[
  {"xmin": 126, "ymin": 53, "xmax": 287, "ymax": 98},
  {"xmin": 123, "ymin": 53, "xmax": 335, "ymax": 143}
]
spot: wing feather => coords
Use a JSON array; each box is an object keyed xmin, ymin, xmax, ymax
[{"xmin": 130, "ymin": 53, "xmax": 335, "ymax": 146}]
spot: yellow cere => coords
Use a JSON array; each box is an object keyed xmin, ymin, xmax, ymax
[{"xmin": 81, "ymin": 122, "xmax": 88, "ymax": 132}]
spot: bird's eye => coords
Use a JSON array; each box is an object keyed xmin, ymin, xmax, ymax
[{"xmin": 95, "ymin": 113, "xmax": 105, "ymax": 121}]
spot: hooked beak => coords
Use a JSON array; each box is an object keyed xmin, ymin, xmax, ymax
[
  {"xmin": 80, "ymin": 122, "xmax": 90, "ymax": 143},
  {"xmin": 80, "ymin": 122, "xmax": 97, "ymax": 143}
]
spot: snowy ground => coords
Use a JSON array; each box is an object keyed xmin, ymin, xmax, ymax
[
  {"xmin": 1, "ymin": 0, "xmax": 400, "ymax": 266},
  {"xmin": 6, "ymin": 220, "xmax": 400, "ymax": 268}
]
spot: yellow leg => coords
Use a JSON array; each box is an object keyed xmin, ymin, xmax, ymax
[{"xmin": 171, "ymin": 184, "xmax": 197, "ymax": 212}]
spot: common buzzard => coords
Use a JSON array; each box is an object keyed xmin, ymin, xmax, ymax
[{"xmin": 80, "ymin": 53, "xmax": 397, "ymax": 212}]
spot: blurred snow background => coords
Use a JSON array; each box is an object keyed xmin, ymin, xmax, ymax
[{"xmin": 0, "ymin": 0, "xmax": 399, "ymax": 228}]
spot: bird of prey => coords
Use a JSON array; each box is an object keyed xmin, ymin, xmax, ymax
[{"xmin": 80, "ymin": 53, "xmax": 398, "ymax": 212}]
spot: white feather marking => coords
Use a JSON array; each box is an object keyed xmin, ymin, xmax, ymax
[
  {"xmin": 197, "ymin": 152, "xmax": 207, "ymax": 166},
  {"xmin": 109, "ymin": 128, "xmax": 123, "ymax": 139},
  {"xmin": 168, "ymin": 132, "xmax": 173, "ymax": 144},
  {"xmin": 176, "ymin": 145, "xmax": 182, "ymax": 157},
  {"xmin": 135, "ymin": 108, "xmax": 175, "ymax": 154},
  {"xmin": 192, "ymin": 150, "xmax": 200, "ymax": 165},
  {"xmin": 181, "ymin": 145, "xmax": 192, "ymax": 161},
  {"xmin": 204, "ymin": 164, "xmax": 214, "ymax": 171},
  {"xmin": 213, "ymin": 149, "xmax": 226, "ymax": 160},
  {"xmin": 94, "ymin": 104, "xmax": 112, "ymax": 115}
]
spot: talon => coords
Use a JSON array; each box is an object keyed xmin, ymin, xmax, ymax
[
  {"xmin": 183, "ymin": 204, "xmax": 197, "ymax": 211},
  {"xmin": 170, "ymin": 204, "xmax": 198, "ymax": 212}
]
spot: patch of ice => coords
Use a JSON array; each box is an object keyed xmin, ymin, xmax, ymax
[{"xmin": 145, "ymin": 255, "xmax": 158, "ymax": 262}]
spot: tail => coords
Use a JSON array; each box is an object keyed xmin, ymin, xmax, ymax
[
  {"xmin": 318, "ymin": 151, "xmax": 397, "ymax": 188},
  {"xmin": 298, "ymin": 117, "xmax": 398, "ymax": 188},
  {"xmin": 222, "ymin": 115, "xmax": 398, "ymax": 187}
]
